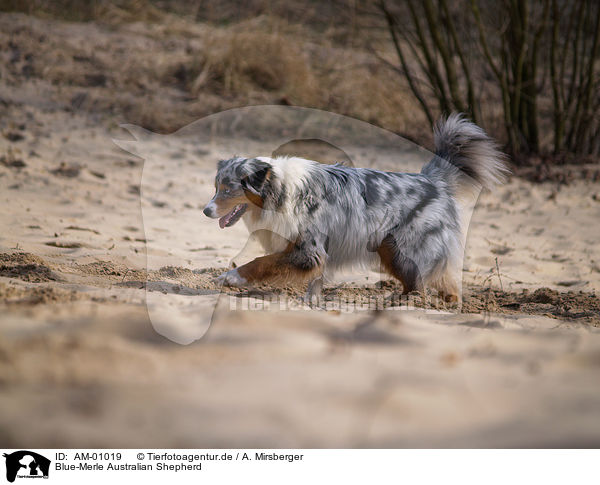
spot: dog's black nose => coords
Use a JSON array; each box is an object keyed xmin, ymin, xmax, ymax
[{"xmin": 203, "ymin": 206, "xmax": 212, "ymax": 217}]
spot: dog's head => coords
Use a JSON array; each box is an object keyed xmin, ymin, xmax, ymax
[{"xmin": 203, "ymin": 157, "xmax": 273, "ymax": 228}]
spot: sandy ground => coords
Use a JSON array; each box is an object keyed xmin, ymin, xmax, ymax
[
  {"xmin": 1, "ymin": 13, "xmax": 600, "ymax": 448},
  {"xmin": 1, "ymin": 102, "xmax": 600, "ymax": 448}
]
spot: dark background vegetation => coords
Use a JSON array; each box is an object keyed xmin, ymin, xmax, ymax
[{"xmin": 1, "ymin": 0, "xmax": 598, "ymax": 167}]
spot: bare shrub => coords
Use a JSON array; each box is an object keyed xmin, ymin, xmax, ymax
[{"xmin": 375, "ymin": 0, "xmax": 600, "ymax": 159}]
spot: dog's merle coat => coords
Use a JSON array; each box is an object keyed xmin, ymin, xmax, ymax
[{"xmin": 204, "ymin": 114, "xmax": 508, "ymax": 300}]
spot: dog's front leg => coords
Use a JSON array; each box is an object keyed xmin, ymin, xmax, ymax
[
  {"xmin": 217, "ymin": 251, "xmax": 324, "ymax": 287},
  {"xmin": 216, "ymin": 266, "xmax": 250, "ymax": 287},
  {"xmin": 217, "ymin": 237, "xmax": 326, "ymax": 288},
  {"xmin": 216, "ymin": 253, "xmax": 286, "ymax": 287}
]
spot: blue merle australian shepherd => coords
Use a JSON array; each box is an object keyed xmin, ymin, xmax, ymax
[{"xmin": 203, "ymin": 114, "xmax": 508, "ymax": 303}]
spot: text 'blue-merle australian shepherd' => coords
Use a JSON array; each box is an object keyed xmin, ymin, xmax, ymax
[{"xmin": 203, "ymin": 114, "xmax": 508, "ymax": 303}]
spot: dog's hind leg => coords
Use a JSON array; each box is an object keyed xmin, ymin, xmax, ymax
[
  {"xmin": 431, "ymin": 269, "xmax": 461, "ymax": 304},
  {"xmin": 376, "ymin": 234, "xmax": 424, "ymax": 294}
]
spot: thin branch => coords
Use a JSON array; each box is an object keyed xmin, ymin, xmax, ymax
[
  {"xmin": 379, "ymin": 0, "xmax": 435, "ymax": 126},
  {"xmin": 422, "ymin": 0, "xmax": 466, "ymax": 113},
  {"xmin": 439, "ymin": 0, "xmax": 477, "ymax": 121},
  {"xmin": 405, "ymin": 0, "xmax": 451, "ymax": 113}
]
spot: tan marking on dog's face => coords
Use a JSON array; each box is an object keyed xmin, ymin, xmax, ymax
[
  {"xmin": 204, "ymin": 181, "xmax": 247, "ymax": 219},
  {"xmin": 212, "ymin": 190, "xmax": 247, "ymax": 217},
  {"xmin": 213, "ymin": 179, "xmax": 264, "ymax": 213},
  {"xmin": 204, "ymin": 170, "xmax": 266, "ymax": 222}
]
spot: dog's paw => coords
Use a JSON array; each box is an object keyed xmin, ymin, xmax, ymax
[{"xmin": 215, "ymin": 268, "xmax": 248, "ymax": 287}]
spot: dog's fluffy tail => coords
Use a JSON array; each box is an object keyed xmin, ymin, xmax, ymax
[{"xmin": 421, "ymin": 113, "xmax": 509, "ymax": 191}]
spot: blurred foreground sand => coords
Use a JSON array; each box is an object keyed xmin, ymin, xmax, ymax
[{"xmin": 1, "ymin": 100, "xmax": 600, "ymax": 447}]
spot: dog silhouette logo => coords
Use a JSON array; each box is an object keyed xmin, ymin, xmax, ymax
[{"xmin": 3, "ymin": 451, "xmax": 50, "ymax": 482}]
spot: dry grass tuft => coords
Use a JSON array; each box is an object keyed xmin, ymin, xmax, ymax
[{"xmin": 190, "ymin": 22, "xmax": 321, "ymax": 107}]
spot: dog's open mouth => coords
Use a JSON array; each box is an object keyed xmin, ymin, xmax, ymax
[{"xmin": 219, "ymin": 203, "xmax": 247, "ymax": 228}]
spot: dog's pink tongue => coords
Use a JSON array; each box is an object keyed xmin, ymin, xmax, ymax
[
  {"xmin": 219, "ymin": 208, "xmax": 234, "ymax": 229},
  {"xmin": 218, "ymin": 214, "xmax": 230, "ymax": 229}
]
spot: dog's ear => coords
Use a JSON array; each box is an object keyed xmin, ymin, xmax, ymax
[{"xmin": 241, "ymin": 161, "xmax": 271, "ymax": 195}]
